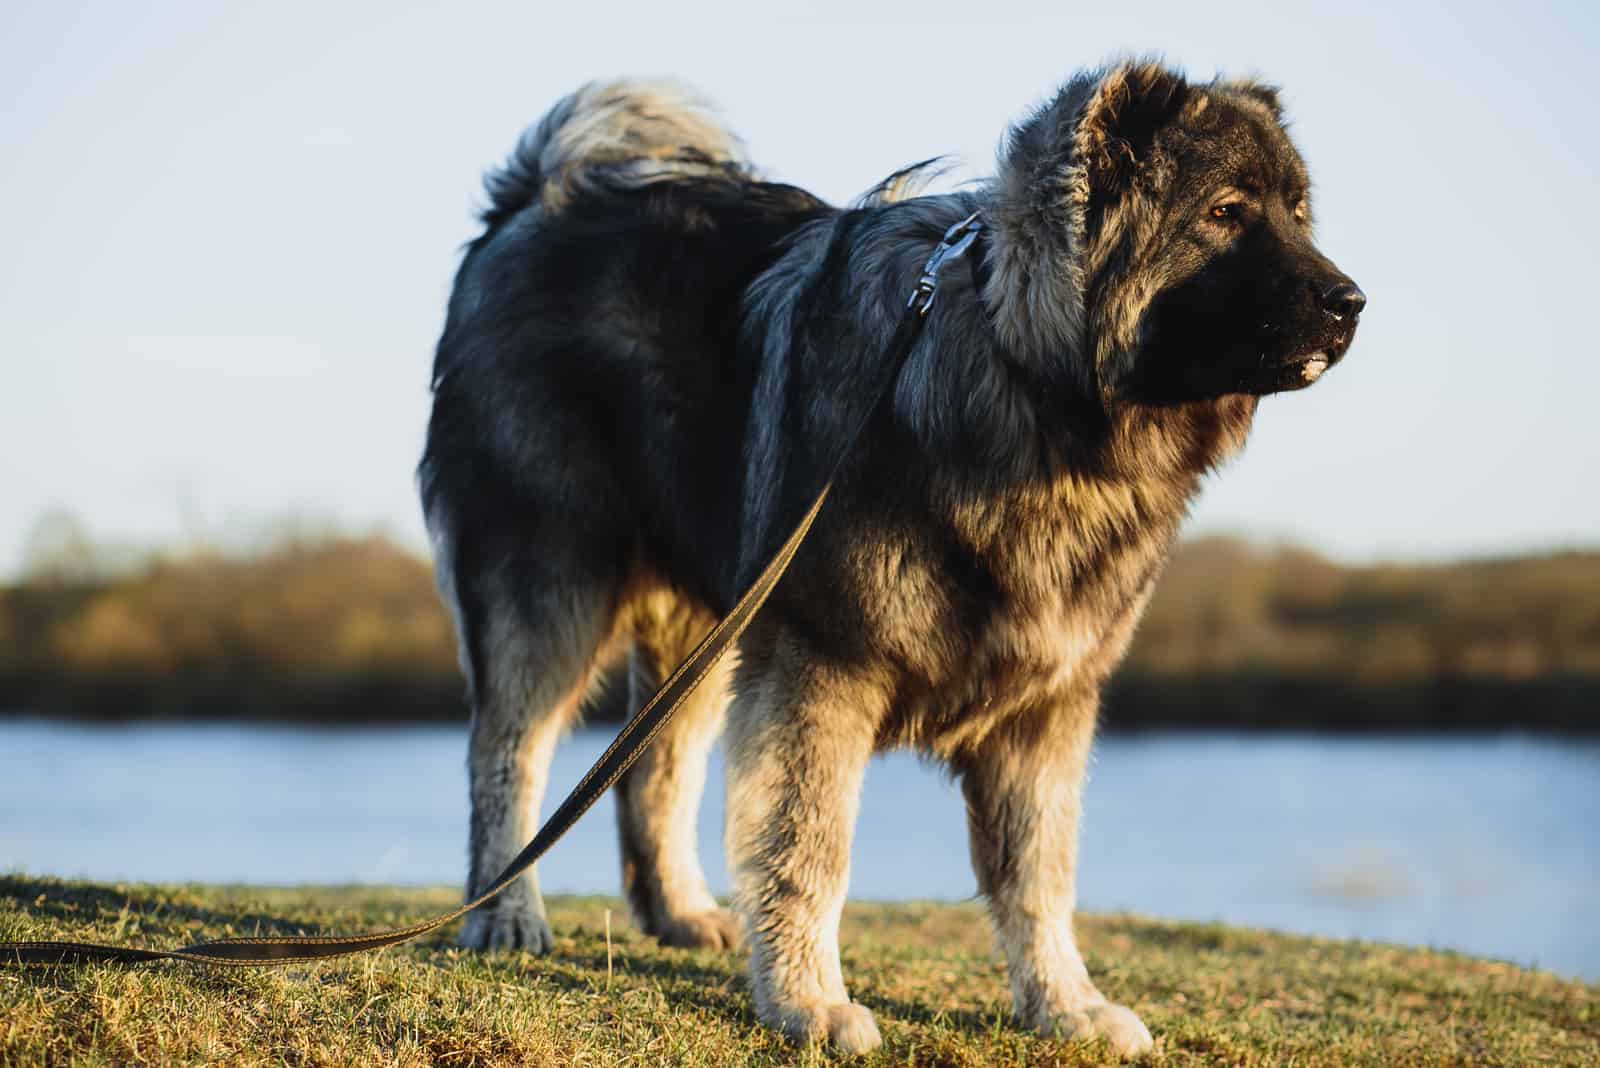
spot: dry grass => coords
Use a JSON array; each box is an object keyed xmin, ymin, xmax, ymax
[{"xmin": 2, "ymin": 877, "xmax": 1594, "ymax": 1066}]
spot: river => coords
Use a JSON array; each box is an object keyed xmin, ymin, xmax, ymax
[{"xmin": 2, "ymin": 719, "xmax": 1595, "ymax": 980}]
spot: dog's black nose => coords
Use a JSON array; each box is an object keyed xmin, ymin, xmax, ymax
[{"xmin": 1320, "ymin": 281, "xmax": 1367, "ymax": 320}]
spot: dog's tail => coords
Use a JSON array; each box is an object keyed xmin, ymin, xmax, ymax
[{"xmin": 480, "ymin": 80, "xmax": 751, "ymax": 228}]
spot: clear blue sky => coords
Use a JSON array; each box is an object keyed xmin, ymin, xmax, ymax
[{"xmin": 2, "ymin": 0, "xmax": 1596, "ymax": 574}]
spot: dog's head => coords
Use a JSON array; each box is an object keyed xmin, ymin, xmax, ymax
[{"xmin": 986, "ymin": 61, "xmax": 1364, "ymax": 409}]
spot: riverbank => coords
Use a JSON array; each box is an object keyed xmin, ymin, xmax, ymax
[
  {"xmin": 2, "ymin": 879, "xmax": 1594, "ymax": 1066},
  {"xmin": 8, "ymin": 533, "xmax": 1600, "ymax": 731}
]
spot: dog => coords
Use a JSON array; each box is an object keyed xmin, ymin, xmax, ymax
[{"xmin": 418, "ymin": 61, "xmax": 1364, "ymax": 1057}]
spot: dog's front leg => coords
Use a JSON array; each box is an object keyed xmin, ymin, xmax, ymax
[
  {"xmin": 723, "ymin": 652, "xmax": 883, "ymax": 1054},
  {"xmin": 958, "ymin": 695, "xmax": 1153, "ymax": 1059}
]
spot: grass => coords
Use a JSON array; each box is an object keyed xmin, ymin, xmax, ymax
[{"xmin": 1, "ymin": 876, "xmax": 1594, "ymax": 1066}]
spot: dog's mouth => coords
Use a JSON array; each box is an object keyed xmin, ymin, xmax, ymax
[
  {"xmin": 1258, "ymin": 328, "xmax": 1355, "ymax": 394},
  {"xmin": 1285, "ymin": 349, "xmax": 1332, "ymax": 386}
]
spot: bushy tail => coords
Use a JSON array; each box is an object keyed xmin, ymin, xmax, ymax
[{"xmin": 480, "ymin": 80, "xmax": 750, "ymax": 228}]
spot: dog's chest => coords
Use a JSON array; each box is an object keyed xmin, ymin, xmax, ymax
[
  {"xmin": 877, "ymin": 479, "xmax": 1180, "ymax": 749},
  {"xmin": 963, "ymin": 549, "xmax": 1157, "ymax": 707}
]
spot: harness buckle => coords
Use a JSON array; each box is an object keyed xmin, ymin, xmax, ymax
[{"xmin": 908, "ymin": 212, "xmax": 983, "ymax": 315}]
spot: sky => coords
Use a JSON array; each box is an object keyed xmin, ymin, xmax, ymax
[{"xmin": 1, "ymin": 0, "xmax": 1596, "ymax": 575}]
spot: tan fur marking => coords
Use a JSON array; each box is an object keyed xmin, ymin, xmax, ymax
[
  {"xmin": 615, "ymin": 588, "xmax": 740, "ymax": 950},
  {"xmin": 538, "ymin": 80, "xmax": 749, "ymax": 211}
]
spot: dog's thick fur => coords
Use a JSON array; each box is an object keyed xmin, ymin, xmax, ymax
[{"xmin": 420, "ymin": 65, "xmax": 1363, "ymax": 1056}]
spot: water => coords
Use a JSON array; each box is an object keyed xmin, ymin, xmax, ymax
[{"xmin": 2, "ymin": 719, "xmax": 1595, "ymax": 981}]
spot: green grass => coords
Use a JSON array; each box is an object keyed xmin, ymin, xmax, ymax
[{"xmin": 2, "ymin": 876, "xmax": 1594, "ymax": 1066}]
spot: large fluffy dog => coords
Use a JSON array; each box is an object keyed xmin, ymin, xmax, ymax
[{"xmin": 420, "ymin": 61, "xmax": 1364, "ymax": 1057}]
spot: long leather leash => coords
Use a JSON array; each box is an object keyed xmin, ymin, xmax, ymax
[{"xmin": 2, "ymin": 212, "xmax": 984, "ymax": 968}]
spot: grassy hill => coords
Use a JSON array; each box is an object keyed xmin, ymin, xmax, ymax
[{"xmin": 2, "ymin": 878, "xmax": 1594, "ymax": 1066}]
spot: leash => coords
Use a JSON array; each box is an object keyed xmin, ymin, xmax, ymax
[{"xmin": 2, "ymin": 211, "xmax": 984, "ymax": 968}]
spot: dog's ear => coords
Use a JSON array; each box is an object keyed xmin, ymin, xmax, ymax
[
  {"xmin": 1076, "ymin": 63, "xmax": 1192, "ymax": 195},
  {"xmin": 1217, "ymin": 78, "xmax": 1285, "ymax": 122},
  {"xmin": 1237, "ymin": 80, "xmax": 1283, "ymax": 119}
]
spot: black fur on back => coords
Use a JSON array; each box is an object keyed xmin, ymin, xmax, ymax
[{"xmin": 423, "ymin": 172, "xmax": 833, "ymax": 633}]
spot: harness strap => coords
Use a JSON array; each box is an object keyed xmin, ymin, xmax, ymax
[{"xmin": 1, "ymin": 211, "xmax": 983, "ymax": 969}]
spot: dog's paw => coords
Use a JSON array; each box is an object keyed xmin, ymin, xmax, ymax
[
  {"xmin": 823, "ymin": 1003, "xmax": 884, "ymax": 1055},
  {"xmin": 1042, "ymin": 1000, "xmax": 1153, "ymax": 1059},
  {"xmin": 457, "ymin": 906, "xmax": 555, "ymax": 955},
  {"xmin": 653, "ymin": 907, "xmax": 742, "ymax": 951},
  {"xmin": 770, "ymin": 1000, "xmax": 883, "ymax": 1055}
]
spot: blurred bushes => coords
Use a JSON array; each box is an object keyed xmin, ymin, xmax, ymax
[
  {"xmin": 2, "ymin": 530, "xmax": 1596, "ymax": 729},
  {"xmin": 1, "ymin": 535, "xmax": 459, "ymax": 722},
  {"xmin": 1117, "ymin": 537, "xmax": 1600, "ymax": 730}
]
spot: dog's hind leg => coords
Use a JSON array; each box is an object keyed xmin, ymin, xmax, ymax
[
  {"xmin": 956, "ymin": 695, "xmax": 1154, "ymax": 1059},
  {"xmin": 613, "ymin": 590, "xmax": 740, "ymax": 950},
  {"xmin": 724, "ymin": 640, "xmax": 885, "ymax": 1054},
  {"xmin": 451, "ymin": 564, "xmax": 620, "ymax": 954}
]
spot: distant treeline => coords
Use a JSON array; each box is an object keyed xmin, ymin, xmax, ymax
[{"xmin": 2, "ymin": 531, "xmax": 1597, "ymax": 730}]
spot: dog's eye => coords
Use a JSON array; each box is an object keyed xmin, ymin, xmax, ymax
[{"xmin": 1208, "ymin": 202, "xmax": 1243, "ymax": 223}]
